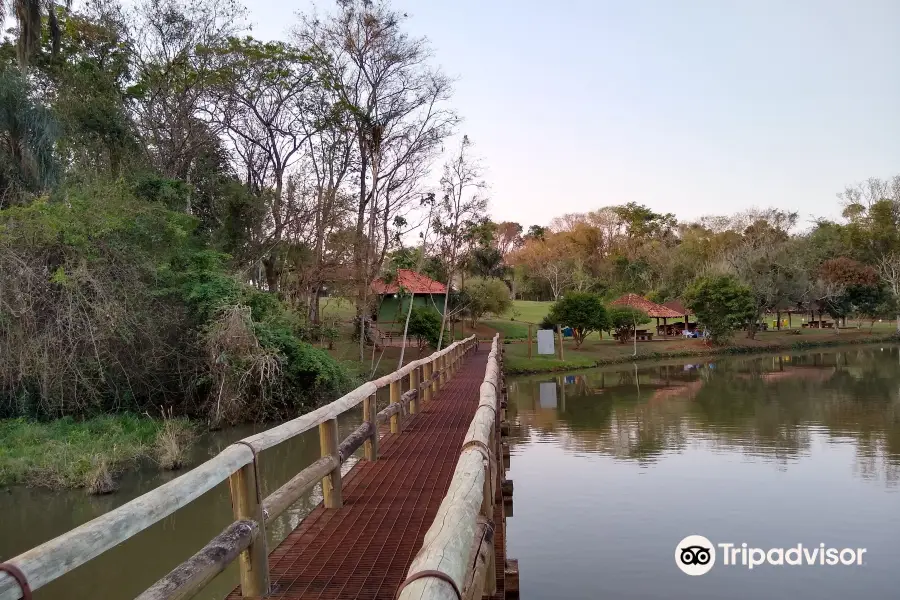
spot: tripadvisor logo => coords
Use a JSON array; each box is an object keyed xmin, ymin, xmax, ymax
[{"xmin": 675, "ymin": 535, "xmax": 867, "ymax": 575}]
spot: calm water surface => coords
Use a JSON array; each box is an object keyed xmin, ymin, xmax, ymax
[
  {"xmin": 506, "ymin": 346, "xmax": 900, "ymax": 600},
  {"xmin": 3, "ymin": 349, "xmax": 900, "ymax": 599},
  {"xmin": 0, "ymin": 407, "xmax": 371, "ymax": 600}
]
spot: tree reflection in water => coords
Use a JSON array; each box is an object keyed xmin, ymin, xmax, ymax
[{"xmin": 507, "ymin": 346, "xmax": 900, "ymax": 485}]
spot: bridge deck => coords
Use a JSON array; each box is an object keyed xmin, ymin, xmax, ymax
[{"xmin": 229, "ymin": 345, "xmax": 502, "ymax": 600}]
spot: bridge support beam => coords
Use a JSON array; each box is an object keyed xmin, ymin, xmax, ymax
[
  {"xmin": 319, "ymin": 418, "xmax": 343, "ymax": 508},
  {"xmin": 423, "ymin": 361, "xmax": 433, "ymax": 403},
  {"xmin": 363, "ymin": 393, "xmax": 378, "ymax": 461},
  {"xmin": 390, "ymin": 380, "xmax": 402, "ymax": 433},
  {"xmin": 228, "ymin": 461, "xmax": 269, "ymax": 597},
  {"xmin": 409, "ymin": 367, "xmax": 419, "ymax": 414}
]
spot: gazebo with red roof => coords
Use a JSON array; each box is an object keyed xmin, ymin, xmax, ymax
[
  {"xmin": 370, "ymin": 269, "xmax": 448, "ymax": 322},
  {"xmin": 610, "ymin": 293, "xmax": 684, "ymax": 337}
]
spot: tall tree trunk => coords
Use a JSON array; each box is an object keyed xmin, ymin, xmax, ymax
[
  {"xmin": 437, "ymin": 281, "xmax": 451, "ymax": 350},
  {"xmin": 398, "ymin": 293, "xmax": 416, "ymax": 368},
  {"xmin": 355, "ymin": 134, "xmax": 368, "ymax": 363}
]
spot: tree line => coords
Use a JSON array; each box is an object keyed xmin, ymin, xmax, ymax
[
  {"xmin": 0, "ymin": 0, "xmax": 481, "ymax": 422},
  {"xmin": 416, "ymin": 178, "xmax": 900, "ymax": 342}
]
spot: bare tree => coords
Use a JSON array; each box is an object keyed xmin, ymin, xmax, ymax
[
  {"xmin": 877, "ymin": 253, "xmax": 900, "ymax": 332},
  {"xmin": 721, "ymin": 209, "xmax": 801, "ymax": 338},
  {"xmin": 838, "ymin": 175, "xmax": 900, "ymax": 219},
  {"xmin": 205, "ymin": 37, "xmax": 318, "ymax": 291},
  {"xmin": 129, "ymin": 0, "xmax": 245, "ymax": 180},
  {"xmin": 432, "ymin": 135, "xmax": 487, "ymax": 349},
  {"xmin": 298, "ymin": 1, "xmax": 456, "ymax": 360}
]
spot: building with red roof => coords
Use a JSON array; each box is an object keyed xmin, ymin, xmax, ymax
[
  {"xmin": 370, "ymin": 269, "xmax": 447, "ymax": 295},
  {"xmin": 610, "ymin": 293, "xmax": 687, "ymax": 337},
  {"xmin": 370, "ymin": 269, "xmax": 448, "ymax": 322}
]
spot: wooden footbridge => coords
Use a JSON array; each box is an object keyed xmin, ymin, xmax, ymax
[{"xmin": 0, "ymin": 335, "xmax": 518, "ymax": 600}]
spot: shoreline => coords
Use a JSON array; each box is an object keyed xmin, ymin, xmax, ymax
[{"xmin": 503, "ymin": 332, "xmax": 900, "ymax": 375}]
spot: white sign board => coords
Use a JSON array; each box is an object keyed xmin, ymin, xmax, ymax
[
  {"xmin": 539, "ymin": 382, "xmax": 558, "ymax": 408},
  {"xmin": 536, "ymin": 329, "xmax": 556, "ymax": 355}
]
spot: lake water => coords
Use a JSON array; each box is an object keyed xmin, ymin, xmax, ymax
[
  {"xmin": 505, "ymin": 346, "xmax": 900, "ymax": 600},
  {"xmin": 0, "ymin": 411, "xmax": 367, "ymax": 600},
  {"xmin": 3, "ymin": 347, "xmax": 899, "ymax": 599}
]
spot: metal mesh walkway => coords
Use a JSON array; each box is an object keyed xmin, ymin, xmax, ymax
[{"xmin": 228, "ymin": 345, "xmax": 501, "ymax": 600}]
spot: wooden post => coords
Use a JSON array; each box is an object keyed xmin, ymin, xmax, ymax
[
  {"xmin": 390, "ymin": 379, "xmax": 401, "ymax": 433},
  {"xmin": 438, "ymin": 355, "xmax": 446, "ymax": 389},
  {"xmin": 409, "ymin": 367, "xmax": 419, "ymax": 414},
  {"xmin": 228, "ymin": 463, "xmax": 269, "ymax": 597},
  {"xmin": 319, "ymin": 418, "xmax": 342, "ymax": 508},
  {"xmin": 423, "ymin": 361, "xmax": 433, "ymax": 403},
  {"xmin": 363, "ymin": 393, "xmax": 378, "ymax": 461},
  {"xmin": 528, "ymin": 324, "xmax": 533, "ymax": 359},
  {"xmin": 557, "ymin": 325, "xmax": 564, "ymax": 360}
]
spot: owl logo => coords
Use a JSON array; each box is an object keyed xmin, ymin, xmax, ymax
[
  {"xmin": 679, "ymin": 545, "xmax": 712, "ymax": 566},
  {"xmin": 675, "ymin": 535, "xmax": 716, "ymax": 575}
]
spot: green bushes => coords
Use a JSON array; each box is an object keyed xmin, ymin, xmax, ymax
[
  {"xmin": 0, "ymin": 180, "xmax": 351, "ymax": 423},
  {"xmin": 684, "ymin": 275, "xmax": 756, "ymax": 344},
  {"xmin": 406, "ymin": 306, "xmax": 443, "ymax": 349},
  {"xmin": 543, "ymin": 293, "xmax": 609, "ymax": 347}
]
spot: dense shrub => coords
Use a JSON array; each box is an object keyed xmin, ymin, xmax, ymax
[
  {"xmin": 543, "ymin": 293, "xmax": 608, "ymax": 347},
  {"xmin": 406, "ymin": 306, "xmax": 442, "ymax": 349},
  {"xmin": 684, "ymin": 275, "xmax": 756, "ymax": 344},
  {"xmin": 0, "ymin": 180, "xmax": 350, "ymax": 422}
]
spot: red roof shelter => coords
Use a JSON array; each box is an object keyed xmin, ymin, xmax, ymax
[
  {"xmin": 663, "ymin": 300, "xmax": 692, "ymax": 317},
  {"xmin": 610, "ymin": 293, "xmax": 685, "ymax": 338},
  {"xmin": 371, "ymin": 269, "xmax": 447, "ymax": 295}
]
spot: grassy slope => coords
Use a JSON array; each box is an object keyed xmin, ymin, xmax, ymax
[
  {"xmin": 482, "ymin": 300, "xmax": 554, "ymax": 339},
  {"xmin": 0, "ymin": 414, "xmax": 194, "ymax": 489}
]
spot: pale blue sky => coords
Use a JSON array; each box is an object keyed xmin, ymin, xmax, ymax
[{"xmin": 252, "ymin": 0, "xmax": 899, "ymax": 229}]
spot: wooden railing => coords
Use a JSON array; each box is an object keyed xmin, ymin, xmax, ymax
[
  {"xmin": 397, "ymin": 333, "xmax": 503, "ymax": 600},
  {"xmin": 0, "ymin": 335, "xmax": 479, "ymax": 600}
]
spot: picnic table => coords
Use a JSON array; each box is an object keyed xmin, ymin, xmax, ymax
[{"xmin": 614, "ymin": 329, "xmax": 653, "ymax": 341}]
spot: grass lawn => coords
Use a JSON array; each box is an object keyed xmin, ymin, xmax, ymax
[
  {"xmin": 501, "ymin": 300, "xmax": 552, "ymax": 324},
  {"xmin": 0, "ymin": 414, "xmax": 194, "ymax": 490},
  {"xmin": 482, "ymin": 319, "xmax": 530, "ymax": 339},
  {"xmin": 320, "ymin": 297, "xmax": 357, "ymax": 321},
  {"xmin": 503, "ymin": 326, "xmax": 899, "ymax": 374}
]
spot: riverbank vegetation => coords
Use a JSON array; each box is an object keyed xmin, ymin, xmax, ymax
[
  {"xmin": 0, "ymin": 414, "xmax": 195, "ymax": 489},
  {"xmin": 503, "ymin": 327, "xmax": 900, "ymax": 374},
  {"xmin": 0, "ymin": 0, "xmax": 476, "ymax": 434}
]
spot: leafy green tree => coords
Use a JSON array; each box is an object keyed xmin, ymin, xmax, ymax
[
  {"xmin": 544, "ymin": 292, "xmax": 608, "ymax": 348},
  {"xmin": 406, "ymin": 306, "xmax": 442, "ymax": 350},
  {"xmin": 684, "ymin": 275, "xmax": 756, "ymax": 344},
  {"xmin": 463, "ymin": 277, "xmax": 511, "ymax": 325},
  {"xmin": 607, "ymin": 307, "xmax": 650, "ymax": 344},
  {"xmin": 0, "ymin": 0, "xmax": 70, "ymax": 67},
  {"xmin": 0, "ymin": 69, "xmax": 59, "ymax": 202}
]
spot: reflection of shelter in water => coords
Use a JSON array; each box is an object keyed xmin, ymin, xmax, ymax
[
  {"xmin": 648, "ymin": 379, "xmax": 704, "ymax": 402},
  {"xmin": 507, "ymin": 347, "xmax": 900, "ymax": 482}
]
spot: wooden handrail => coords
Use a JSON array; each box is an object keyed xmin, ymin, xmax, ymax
[
  {"xmin": 0, "ymin": 335, "xmax": 478, "ymax": 600},
  {"xmin": 397, "ymin": 334, "xmax": 502, "ymax": 600},
  {"xmin": 134, "ymin": 520, "xmax": 258, "ymax": 600}
]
